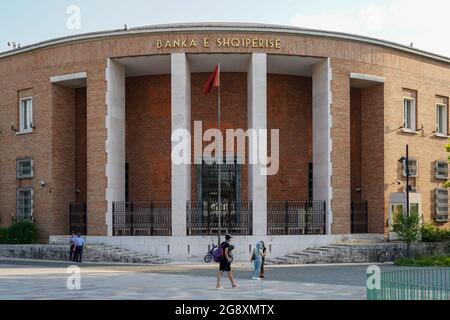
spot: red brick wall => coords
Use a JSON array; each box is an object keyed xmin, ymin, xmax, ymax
[
  {"xmin": 350, "ymin": 85, "xmax": 386, "ymax": 233},
  {"xmin": 125, "ymin": 75, "xmax": 172, "ymax": 201},
  {"xmin": 190, "ymin": 72, "xmax": 248, "ymax": 201},
  {"xmin": 267, "ymin": 74, "xmax": 312, "ymax": 201},
  {"xmin": 51, "ymin": 85, "xmax": 76, "ymax": 237},
  {"xmin": 350, "ymin": 88, "xmax": 362, "ymax": 202},
  {"xmin": 75, "ymin": 88, "xmax": 87, "ymax": 203},
  {"xmin": 361, "ymin": 85, "xmax": 385, "ymax": 233}
]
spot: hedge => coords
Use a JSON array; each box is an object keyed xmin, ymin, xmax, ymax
[{"xmin": 0, "ymin": 221, "xmax": 38, "ymax": 244}]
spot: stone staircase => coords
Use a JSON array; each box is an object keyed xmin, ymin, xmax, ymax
[
  {"xmin": 266, "ymin": 244, "xmax": 359, "ymax": 265},
  {"xmin": 0, "ymin": 244, "xmax": 172, "ymax": 264},
  {"xmin": 266, "ymin": 241, "xmax": 450, "ymax": 265}
]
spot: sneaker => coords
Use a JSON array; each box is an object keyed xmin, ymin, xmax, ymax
[
  {"xmin": 216, "ymin": 286, "xmax": 224, "ymax": 290},
  {"xmin": 252, "ymin": 277, "xmax": 258, "ymax": 280}
]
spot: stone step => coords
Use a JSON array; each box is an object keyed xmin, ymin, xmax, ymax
[
  {"xmin": 0, "ymin": 244, "xmax": 172, "ymax": 264},
  {"xmin": 304, "ymin": 249, "xmax": 322, "ymax": 254}
]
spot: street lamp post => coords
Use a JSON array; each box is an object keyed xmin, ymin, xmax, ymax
[
  {"xmin": 406, "ymin": 145, "xmax": 410, "ymax": 218},
  {"xmin": 399, "ymin": 145, "xmax": 410, "ymax": 218}
]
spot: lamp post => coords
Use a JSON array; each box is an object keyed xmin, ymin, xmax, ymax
[{"xmin": 399, "ymin": 144, "xmax": 410, "ymax": 218}]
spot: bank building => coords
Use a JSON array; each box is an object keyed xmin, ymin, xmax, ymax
[{"xmin": 0, "ymin": 23, "xmax": 449, "ymax": 260}]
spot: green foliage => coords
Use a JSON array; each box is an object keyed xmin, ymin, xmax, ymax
[
  {"xmin": 5, "ymin": 221, "xmax": 38, "ymax": 244},
  {"xmin": 392, "ymin": 212, "xmax": 421, "ymax": 245},
  {"xmin": 395, "ymin": 256, "xmax": 450, "ymax": 267},
  {"xmin": 392, "ymin": 212, "xmax": 421, "ymax": 258},
  {"xmin": 0, "ymin": 227, "xmax": 8, "ymax": 244},
  {"xmin": 421, "ymin": 223, "xmax": 450, "ymax": 243}
]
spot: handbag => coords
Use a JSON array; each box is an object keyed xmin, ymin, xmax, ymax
[{"xmin": 251, "ymin": 249, "xmax": 256, "ymax": 261}]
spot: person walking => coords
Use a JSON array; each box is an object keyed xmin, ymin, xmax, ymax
[
  {"xmin": 73, "ymin": 233, "xmax": 85, "ymax": 263},
  {"xmin": 251, "ymin": 241, "xmax": 263, "ymax": 280},
  {"xmin": 69, "ymin": 231, "xmax": 77, "ymax": 261},
  {"xmin": 259, "ymin": 241, "xmax": 267, "ymax": 279},
  {"xmin": 216, "ymin": 234, "xmax": 238, "ymax": 289}
]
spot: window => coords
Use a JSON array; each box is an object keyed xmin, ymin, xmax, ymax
[
  {"xmin": 436, "ymin": 103, "xmax": 448, "ymax": 136},
  {"xmin": 402, "ymin": 158, "xmax": 418, "ymax": 177},
  {"xmin": 16, "ymin": 188, "xmax": 33, "ymax": 221},
  {"xmin": 403, "ymin": 97, "xmax": 416, "ymax": 131},
  {"xmin": 435, "ymin": 161, "xmax": 448, "ymax": 180},
  {"xmin": 19, "ymin": 97, "xmax": 33, "ymax": 133},
  {"xmin": 410, "ymin": 203, "xmax": 419, "ymax": 216},
  {"xmin": 435, "ymin": 189, "xmax": 449, "ymax": 222},
  {"xmin": 16, "ymin": 158, "xmax": 33, "ymax": 179},
  {"xmin": 390, "ymin": 203, "xmax": 404, "ymax": 226}
]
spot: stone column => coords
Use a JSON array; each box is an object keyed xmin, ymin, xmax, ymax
[
  {"xmin": 248, "ymin": 53, "xmax": 267, "ymax": 236},
  {"xmin": 312, "ymin": 58, "xmax": 333, "ymax": 235},
  {"xmin": 171, "ymin": 53, "xmax": 191, "ymax": 237},
  {"xmin": 105, "ymin": 59, "xmax": 126, "ymax": 236}
]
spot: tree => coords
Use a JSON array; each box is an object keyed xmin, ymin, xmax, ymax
[{"xmin": 391, "ymin": 212, "xmax": 421, "ymax": 258}]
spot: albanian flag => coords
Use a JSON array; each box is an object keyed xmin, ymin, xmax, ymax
[{"xmin": 202, "ymin": 64, "xmax": 220, "ymax": 95}]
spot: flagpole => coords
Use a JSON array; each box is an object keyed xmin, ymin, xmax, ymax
[{"xmin": 217, "ymin": 63, "xmax": 222, "ymax": 246}]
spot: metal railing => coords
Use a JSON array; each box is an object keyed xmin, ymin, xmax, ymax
[
  {"xmin": 367, "ymin": 268, "xmax": 450, "ymax": 300},
  {"xmin": 112, "ymin": 201, "xmax": 172, "ymax": 236},
  {"xmin": 351, "ymin": 201, "xmax": 368, "ymax": 234},
  {"xmin": 69, "ymin": 203, "xmax": 87, "ymax": 235},
  {"xmin": 187, "ymin": 200, "xmax": 252, "ymax": 236},
  {"xmin": 267, "ymin": 201, "xmax": 326, "ymax": 235}
]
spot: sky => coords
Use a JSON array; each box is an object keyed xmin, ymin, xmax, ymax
[{"xmin": 1, "ymin": 0, "xmax": 449, "ymax": 57}]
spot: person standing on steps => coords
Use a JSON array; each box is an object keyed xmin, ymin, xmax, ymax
[
  {"xmin": 259, "ymin": 241, "xmax": 267, "ymax": 279},
  {"xmin": 251, "ymin": 241, "xmax": 263, "ymax": 280},
  {"xmin": 216, "ymin": 234, "xmax": 238, "ymax": 289},
  {"xmin": 73, "ymin": 233, "xmax": 85, "ymax": 263}
]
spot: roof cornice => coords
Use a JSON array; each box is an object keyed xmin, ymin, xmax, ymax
[{"xmin": 1, "ymin": 22, "xmax": 449, "ymax": 64}]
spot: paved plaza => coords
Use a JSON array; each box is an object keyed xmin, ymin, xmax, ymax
[{"xmin": 0, "ymin": 259, "xmax": 403, "ymax": 300}]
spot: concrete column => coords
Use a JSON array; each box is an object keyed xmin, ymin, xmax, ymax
[
  {"xmin": 105, "ymin": 59, "xmax": 126, "ymax": 236},
  {"xmin": 312, "ymin": 58, "xmax": 333, "ymax": 235},
  {"xmin": 248, "ymin": 53, "xmax": 267, "ymax": 236},
  {"xmin": 171, "ymin": 53, "xmax": 191, "ymax": 236}
]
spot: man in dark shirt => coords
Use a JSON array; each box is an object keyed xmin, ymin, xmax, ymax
[{"xmin": 216, "ymin": 234, "xmax": 238, "ymax": 289}]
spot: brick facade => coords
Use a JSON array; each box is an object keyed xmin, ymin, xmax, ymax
[{"xmin": 0, "ymin": 27, "xmax": 449, "ymax": 241}]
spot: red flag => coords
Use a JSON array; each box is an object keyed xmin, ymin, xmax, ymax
[{"xmin": 202, "ymin": 64, "xmax": 220, "ymax": 95}]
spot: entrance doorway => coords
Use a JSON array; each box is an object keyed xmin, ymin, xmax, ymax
[{"xmin": 198, "ymin": 157, "xmax": 240, "ymax": 203}]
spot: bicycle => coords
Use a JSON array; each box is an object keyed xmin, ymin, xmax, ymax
[{"xmin": 378, "ymin": 246, "xmax": 404, "ymax": 263}]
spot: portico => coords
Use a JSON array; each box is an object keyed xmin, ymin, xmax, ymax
[{"xmin": 103, "ymin": 53, "xmax": 332, "ymax": 238}]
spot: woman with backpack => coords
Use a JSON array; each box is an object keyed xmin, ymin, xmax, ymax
[{"xmin": 251, "ymin": 241, "xmax": 263, "ymax": 280}]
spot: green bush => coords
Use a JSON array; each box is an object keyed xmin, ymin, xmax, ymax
[
  {"xmin": 6, "ymin": 221, "xmax": 38, "ymax": 244},
  {"xmin": 421, "ymin": 223, "xmax": 450, "ymax": 242},
  {"xmin": 392, "ymin": 212, "xmax": 421, "ymax": 258},
  {"xmin": 0, "ymin": 227, "xmax": 8, "ymax": 244}
]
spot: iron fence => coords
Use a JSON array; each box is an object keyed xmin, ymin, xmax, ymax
[
  {"xmin": 351, "ymin": 201, "xmax": 368, "ymax": 234},
  {"xmin": 69, "ymin": 203, "xmax": 87, "ymax": 235},
  {"xmin": 113, "ymin": 201, "xmax": 172, "ymax": 236},
  {"xmin": 367, "ymin": 268, "xmax": 450, "ymax": 300},
  {"xmin": 187, "ymin": 200, "xmax": 252, "ymax": 236},
  {"xmin": 267, "ymin": 201, "xmax": 326, "ymax": 235}
]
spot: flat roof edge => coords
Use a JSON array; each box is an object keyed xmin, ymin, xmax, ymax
[{"xmin": 0, "ymin": 23, "xmax": 449, "ymax": 64}]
